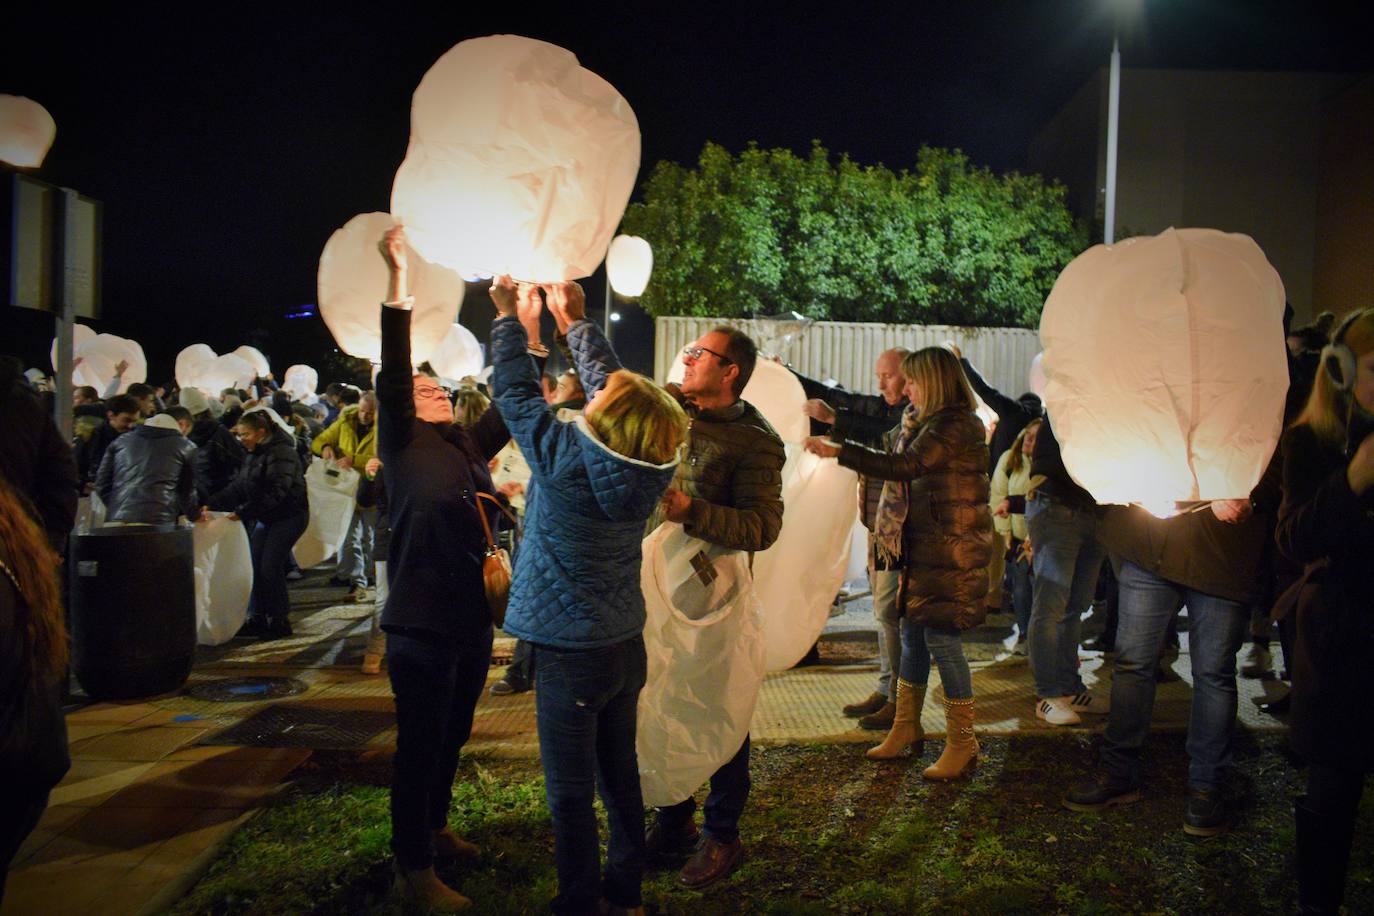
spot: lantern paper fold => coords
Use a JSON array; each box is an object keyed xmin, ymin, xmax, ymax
[
  {"xmin": 175, "ymin": 345, "xmax": 255, "ymax": 394},
  {"xmin": 391, "ymin": 35, "xmax": 640, "ymax": 283},
  {"xmin": 51, "ymin": 325, "xmax": 146, "ymax": 393},
  {"xmin": 607, "ymin": 234, "xmax": 652, "ymax": 297},
  {"xmin": 428, "ymin": 323, "xmax": 484, "ymax": 384},
  {"xmin": 282, "ymin": 365, "xmax": 319, "ymax": 401},
  {"xmin": 317, "ymin": 212, "xmax": 463, "ymax": 364},
  {"xmin": 232, "ymin": 346, "xmax": 270, "ymax": 379},
  {"xmin": 1039, "ymin": 227, "xmax": 1288, "ymax": 506},
  {"xmin": 0, "ymin": 95, "xmax": 56, "ymax": 168}
]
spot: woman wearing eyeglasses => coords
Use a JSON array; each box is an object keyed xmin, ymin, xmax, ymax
[
  {"xmin": 204, "ymin": 407, "xmax": 308, "ymax": 639},
  {"xmin": 373, "ymin": 227, "xmax": 540, "ymax": 912}
]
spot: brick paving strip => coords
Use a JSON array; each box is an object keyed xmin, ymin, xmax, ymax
[{"xmin": 3, "ymin": 584, "xmax": 1287, "ymax": 914}]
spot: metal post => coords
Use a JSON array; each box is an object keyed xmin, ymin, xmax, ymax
[
  {"xmin": 54, "ymin": 189, "xmax": 74, "ymax": 439},
  {"xmin": 603, "ymin": 271, "xmax": 613, "ymax": 345},
  {"xmin": 1104, "ymin": 36, "xmax": 1121, "ymax": 245}
]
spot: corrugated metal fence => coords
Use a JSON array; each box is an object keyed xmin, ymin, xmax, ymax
[{"xmin": 654, "ymin": 317, "xmax": 1041, "ymax": 399}]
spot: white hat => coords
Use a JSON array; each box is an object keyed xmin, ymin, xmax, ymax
[{"xmin": 179, "ymin": 387, "xmax": 210, "ymax": 415}]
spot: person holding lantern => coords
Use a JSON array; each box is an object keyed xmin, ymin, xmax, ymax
[
  {"xmin": 1273, "ymin": 307, "xmax": 1374, "ymax": 913},
  {"xmin": 805, "ymin": 346, "xmax": 994, "ymax": 781}
]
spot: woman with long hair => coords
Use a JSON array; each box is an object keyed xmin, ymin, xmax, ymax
[
  {"xmin": 489, "ymin": 276, "xmax": 686, "ymax": 916},
  {"xmin": 807, "ymin": 346, "xmax": 994, "ymax": 780},
  {"xmin": 204, "ymin": 408, "xmax": 308, "ymax": 639},
  {"xmin": 0, "ymin": 476, "xmax": 70, "ymax": 905},
  {"xmin": 991, "ymin": 417, "xmax": 1042, "ymax": 650},
  {"xmin": 1274, "ymin": 307, "xmax": 1374, "ymax": 914}
]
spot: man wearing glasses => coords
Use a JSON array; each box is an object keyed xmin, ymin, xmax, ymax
[{"xmin": 551, "ymin": 309, "xmax": 785, "ymax": 890}]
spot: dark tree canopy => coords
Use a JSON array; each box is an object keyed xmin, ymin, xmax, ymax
[{"xmin": 621, "ymin": 142, "xmax": 1087, "ymax": 327}]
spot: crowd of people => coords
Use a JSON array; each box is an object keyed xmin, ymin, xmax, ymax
[{"xmin": 0, "ymin": 221, "xmax": 1369, "ymax": 914}]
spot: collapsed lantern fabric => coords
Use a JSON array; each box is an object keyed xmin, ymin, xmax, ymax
[
  {"xmin": 175, "ymin": 345, "xmax": 256, "ymax": 393},
  {"xmin": 391, "ymin": 35, "xmax": 640, "ymax": 282},
  {"xmin": 51, "ymin": 325, "xmax": 147, "ymax": 393},
  {"xmin": 666, "ymin": 351, "xmax": 809, "ymax": 443},
  {"xmin": 428, "ymin": 322, "xmax": 484, "ymax": 384},
  {"xmin": 317, "ymin": 212, "xmax": 462, "ymax": 364},
  {"xmin": 0, "ymin": 95, "xmax": 56, "ymax": 168},
  {"xmin": 193, "ymin": 514, "xmax": 253, "ymax": 646},
  {"xmin": 282, "ymin": 364, "xmax": 318, "ymax": 401},
  {"xmin": 292, "ymin": 459, "xmax": 361, "ymax": 569},
  {"xmin": 637, "ymin": 523, "xmax": 766, "ymax": 807},
  {"xmin": 1039, "ymin": 227, "xmax": 1288, "ymax": 508},
  {"xmin": 752, "ymin": 445, "xmax": 860, "ymax": 670},
  {"xmin": 606, "ymin": 234, "xmax": 653, "ymax": 297}
]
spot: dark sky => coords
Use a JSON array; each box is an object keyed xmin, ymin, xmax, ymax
[{"xmin": 4, "ymin": 1, "xmax": 1371, "ymax": 379}]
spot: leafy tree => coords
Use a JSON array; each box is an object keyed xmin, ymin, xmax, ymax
[{"xmin": 620, "ymin": 142, "xmax": 1086, "ymax": 327}]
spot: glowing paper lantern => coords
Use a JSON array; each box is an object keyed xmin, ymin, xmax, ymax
[
  {"xmin": 176, "ymin": 344, "xmax": 217, "ymax": 389},
  {"xmin": 232, "ymin": 346, "xmax": 270, "ymax": 379},
  {"xmin": 198, "ymin": 354, "xmax": 257, "ymax": 394},
  {"xmin": 752, "ymin": 446, "xmax": 860, "ymax": 671},
  {"xmin": 428, "ymin": 322, "xmax": 484, "ymax": 384},
  {"xmin": 1040, "ymin": 227, "xmax": 1288, "ymax": 509},
  {"xmin": 317, "ymin": 212, "xmax": 463, "ymax": 364},
  {"xmin": 282, "ymin": 365, "xmax": 318, "ymax": 401},
  {"xmin": 607, "ymin": 235, "xmax": 653, "ymax": 297},
  {"xmin": 0, "ymin": 95, "xmax": 56, "ymax": 168},
  {"xmin": 391, "ymin": 35, "xmax": 640, "ymax": 282},
  {"xmin": 666, "ymin": 352, "xmax": 809, "ymax": 443},
  {"xmin": 51, "ymin": 325, "xmax": 147, "ymax": 393}
]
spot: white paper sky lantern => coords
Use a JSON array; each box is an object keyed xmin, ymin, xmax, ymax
[
  {"xmin": 198, "ymin": 354, "xmax": 257, "ymax": 394},
  {"xmin": 282, "ymin": 365, "xmax": 318, "ymax": 401},
  {"xmin": 0, "ymin": 95, "xmax": 56, "ymax": 169},
  {"xmin": 317, "ymin": 212, "xmax": 463, "ymax": 364},
  {"xmin": 232, "ymin": 346, "xmax": 270, "ymax": 379},
  {"xmin": 607, "ymin": 234, "xmax": 653, "ymax": 297},
  {"xmin": 1039, "ymin": 227, "xmax": 1288, "ymax": 509},
  {"xmin": 428, "ymin": 322, "xmax": 484, "ymax": 384},
  {"xmin": 52, "ymin": 325, "xmax": 146, "ymax": 393},
  {"xmin": 391, "ymin": 35, "xmax": 640, "ymax": 283},
  {"xmin": 176, "ymin": 344, "xmax": 217, "ymax": 390}
]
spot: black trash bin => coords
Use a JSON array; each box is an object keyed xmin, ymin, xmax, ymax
[{"xmin": 69, "ymin": 525, "xmax": 196, "ymax": 700}]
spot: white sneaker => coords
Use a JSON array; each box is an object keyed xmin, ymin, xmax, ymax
[
  {"xmin": 1240, "ymin": 644, "xmax": 1272, "ymax": 679},
  {"xmin": 1036, "ymin": 696, "xmax": 1081, "ymax": 726},
  {"xmin": 1067, "ymin": 691, "xmax": 1111, "ymax": 715}
]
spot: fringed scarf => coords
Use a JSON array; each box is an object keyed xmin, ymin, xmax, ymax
[{"xmin": 873, "ymin": 403, "xmax": 924, "ymax": 566}]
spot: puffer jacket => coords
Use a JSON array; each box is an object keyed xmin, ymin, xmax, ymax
[
  {"xmin": 563, "ymin": 320, "xmax": 785, "ymax": 553},
  {"xmin": 189, "ymin": 417, "xmax": 245, "ymax": 503},
  {"xmin": 311, "ymin": 405, "xmax": 377, "ymax": 467},
  {"xmin": 492, "ymin": 317, "xmax": 679, "ymax": 648},
  {"xmin": 207, "ymin": 427, "xmax": 307, "ymax": 525},
  {"xmin": 95, "ymin": 424, "xmax": 199, "ymax": 525},
  {"xmin": 838, "ymin": 407, "xmax": 994, "ymax": 628}
]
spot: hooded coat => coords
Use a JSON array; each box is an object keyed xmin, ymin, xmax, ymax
[
  {"xmin": 207, "ymin": 426, "xmax": 307, "ymax": 525},
  {"xmin": 492, "ymin": 317, "xmax": 680, "ymax": 649}
]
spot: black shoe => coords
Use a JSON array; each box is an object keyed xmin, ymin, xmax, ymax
[
  {"xmin": 327, "ymin": 574, "xmax": 350, "ymax": 587},
  {"xmin": 1083, "ymin": 635, "xmax": 1115, "ymax": 653},
  {"xmin": 235, "ymin": 617, "xmax": 270, "ymax": 639},
  {"xmin": 1183, "ymin": 787, "xmax": 1228, "ymax": 837},
  {"xmin": 645, "ymin": 814, "xmax": 699, "ymax": 857},
  {"xmin": 1062, "ymin": 772, "xmax": 1142, "ymax": 812},
  {"xmin": 260, "ymin": 617, "xmax": 293, "ymax": 640},
  {"xmin": 1258, "ymin": 693, "xmax": 1291, "ymax": 715}
]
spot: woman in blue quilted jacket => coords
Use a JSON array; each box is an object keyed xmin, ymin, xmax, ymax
[{"xmin": 488, "ymin": 276, "xmax": 687, "ymax": 916}]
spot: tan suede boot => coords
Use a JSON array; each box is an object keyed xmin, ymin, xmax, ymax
[
  {"xmin": 866, "ymin": 678, "xmax": 926, "ymax": 760},
  {"xmin": 922, "ymin": 697, "xmax": 978, "ymax": 781},
  {"xmin": 393, "ymin": 864, "xmax": 472, "ymax": 912}
]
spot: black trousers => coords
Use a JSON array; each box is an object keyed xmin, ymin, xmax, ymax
[
  {"xmin": 386, "ymin": 625, "xmax": 493, "ymax": 871},
  {"xmin": 1, "ymin": 791, "xmax": 48, "ymax": 905}
]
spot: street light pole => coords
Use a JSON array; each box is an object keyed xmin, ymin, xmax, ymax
[{"xmin": 1104, "ymin": 35, "xmax": 1121, "ymax": 244}]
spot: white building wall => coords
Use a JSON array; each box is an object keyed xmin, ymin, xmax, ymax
[{"xmin": 654, "ymin": 317, "xmax": 1040, "ymax": 402}]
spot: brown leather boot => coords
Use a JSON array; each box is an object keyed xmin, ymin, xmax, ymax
[
  {"xmin": 842, "ymin": 691, "xmax": 888, "ymax": 718},
  {"xmin": 678, "ymin": 836, "xmax": 744, "ymax": 889},
  {"xmin": 922, "ymin": 697, "xmax": 978, "ymax": 781},
  {"xmin": 433, "ymin": 826, "xmax": 481, "ymax": 861},
  {"xmin": 858, "ymin": 700, "xmax": 896, "ymax": 730},
  {"xmin": 866, "ymin": 678, "xmax": 925, "ymax": 760},
  {"xmin": 393, "ymin": 864, "xmax": 472, "ymax": 912}
]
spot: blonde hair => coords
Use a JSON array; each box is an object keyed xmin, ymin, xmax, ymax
[
  {"xmin": 1007, "ymin": 417, "xmax": 1043, "ymax": 476},
  {"xmin": 586, "ymin": 370, "xmax": 689, "ymax": 464},
  {"xmin": 452, "ymin": 386, "xmax": 491, "ymax": 428},
  {"xmin": 901, "ymin": 347, "xmax": 978, "ymax": 422},
  {"xmin": 1295, "ymin": 308, "xmax": 1374, "ymax": 447}
]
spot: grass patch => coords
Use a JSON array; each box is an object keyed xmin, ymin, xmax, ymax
[{"xmin": 171, "ymin": 734, "xmax": 1374, "ymax": 915}]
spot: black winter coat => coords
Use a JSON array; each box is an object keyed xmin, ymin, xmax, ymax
[
  {"xmin": 839, "ymin": 407, "xmax": 994, "ymax": 628},
  {"xmin": 1275, "ymin": 423, "xmax": 1374, "ymax": 769},
  {"xmin": 0, "ymin": 381, "xmax": 77, "ymax": 551},
  {"xmin": 95, "ymin": 425, "xmax": 199, "ymax": 525},
  {"xmin": 189, "ymin": 418, "xmax": 245, "ymax": 503},
  {"xmin": 207, "ymin": 427, "xmax": 307, "ymax": 524},
  {"xmin": 960, "ymin": 358, "xmax": 1042, "ymax": 476},
  {"xmin": 0, "ymin": 547, "xmax": 69, "ymax": 795}
]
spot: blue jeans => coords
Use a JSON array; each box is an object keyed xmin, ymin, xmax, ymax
[
  {"xmin": 249, "ymin": 512, "xmax": 308, "ymax": 623},
  {"xmin": 872, "ymin": 568, "xmax": 902, "ymax": 699},
  {"xmin": 658, "ymin": 735, "xmax": 751, "ymax": 844},
  {"xmin": 338, "ymin": 506, "xmax": 377, "ymax": 589},
  {"xmin": 534, "ymin": 637, "xmax": 648, "ymax": 914},
  {"xmin": 1008, "ymin": 539, "xmax": 1033, "ymax": 639},
  {"xmin": 387, "ymin": 625, "xmax": 494, "ymax": 871},
  {"xmin": 1102, "ymin": 561, "xmax": 1248, "ymax": 791},
  {"xmin": 899, "ymin": 617, "xmax": 973, "ymax": 699},
  {"xmin": 1026, "ymin": 495, "xmax": 1104, "ymax": 698}
]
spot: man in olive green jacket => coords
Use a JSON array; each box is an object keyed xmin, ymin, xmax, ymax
[{"xmin": 312, "ymin": 393, "xmax": 378, "ymax": 598}]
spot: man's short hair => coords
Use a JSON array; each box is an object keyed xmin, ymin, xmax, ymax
[
  {"xmin": 106, "ymin": 394, "xmax": 139, "ymax": 417},
  {"xmin": 127, "ymin": 382, "xmax": 155, "ymax": 400},
  {"xmin": 338, "ymin": 386, "xmax": 361, "ymax": 406},
  {"xmin": 712, "ymin": 325, "xmax": 759, "ymax": 397},
  {"xmin": 325, "ymin": 382, "xmax": 344, "ymax": 397},
  {"xmin": 164, "ymin": 405, "xmax": 192, "ymax": 424},
  {"xmin": 75, "ymin": 385, "xmax": 99, "ymax": 402}
]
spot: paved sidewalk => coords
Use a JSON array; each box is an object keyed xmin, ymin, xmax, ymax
[{"xmin": 3, "ymin": 575, "xmax": 1290, "ymax": 915}]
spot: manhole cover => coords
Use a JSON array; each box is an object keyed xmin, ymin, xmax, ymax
[
  {"xmin": 186, "ymin": 676, "xmax": 309, "ymax": 703},
  {"xmin": 199, "ymin": 705, "xmax": 395, "ymax": 750}
]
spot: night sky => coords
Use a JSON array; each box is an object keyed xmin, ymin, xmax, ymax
[{"xmin": 4, "ymin": 1, "xmax": 1371, "ymax": 382}]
